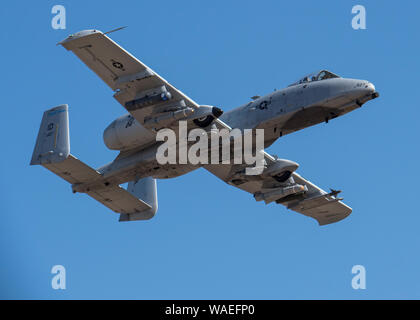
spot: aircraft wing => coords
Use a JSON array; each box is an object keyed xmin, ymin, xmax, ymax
[
  {"xmin": 204, "ymin": 152, "xmax": 352, "ymax": 226},
  {"xmin": 59, "ymin": 29, "xmax": 221, "ymax": 131},
  {"xmin": 287, "ymin": 172, "xmax": 352, "ymax": 225}
]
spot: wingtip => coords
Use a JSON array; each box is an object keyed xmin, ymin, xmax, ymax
[{"xmin": 57, "ymin": 29, "xmax": 104, "ymax": 46}]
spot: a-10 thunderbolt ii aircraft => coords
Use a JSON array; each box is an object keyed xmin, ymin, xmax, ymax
[{"xmin": 31, "ymin": 29, "xmax": 379, "ymax": 225}]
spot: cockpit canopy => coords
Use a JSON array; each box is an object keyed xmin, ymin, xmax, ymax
[{"xmin": 289, "ymin": 70, "xmax": 340, "ymax": 87}]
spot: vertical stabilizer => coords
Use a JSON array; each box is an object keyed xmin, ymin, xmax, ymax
[
  {"xmin": 30, "ymin": 104, "xmax": 70, "ymax": 165},
  {"xmin": 119, "ymin": 177, "xmax": 158, "ymax": 221}
]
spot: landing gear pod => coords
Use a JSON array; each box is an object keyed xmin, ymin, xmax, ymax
[{"xmin": 262, "ymin": 159, "xmax": 299, "ymax": 182}]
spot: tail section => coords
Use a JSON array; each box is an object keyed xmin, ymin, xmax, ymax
[{"xmin": 31, "ymin": 105, "xmax": 158, "ymax": 221}]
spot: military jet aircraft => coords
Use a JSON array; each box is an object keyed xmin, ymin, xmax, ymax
[{"xmin": 31, "ymin": 29, "xmax": 379, "ymax": 225}]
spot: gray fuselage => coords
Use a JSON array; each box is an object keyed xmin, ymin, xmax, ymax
[
  {"xmin": 95, "ymin": 75, "xmax": 377, "ymax": 187},
  {"xmin": 221, "ymin": 77, "xmax": 376, "ymax": 146}
]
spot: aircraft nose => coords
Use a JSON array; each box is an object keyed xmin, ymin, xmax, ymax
[
  {"xmin": 365, "ymin": 82, "xmax": 375, "ymax": 93},
  {"xmin": 352, "ymin": 80, "xmax": 379, "ymax": 104},
  {"xmin": 350, "ymin": 80, "xmax": 377, "ymax": 97},
  {"xmin": 364, "ymin": 81, "xmax": 379, "ymax": 100}
]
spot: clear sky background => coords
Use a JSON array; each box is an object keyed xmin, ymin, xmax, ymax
[{"xmin": 1, "ymin": 0, "xmax": 419, "ymax": 299}]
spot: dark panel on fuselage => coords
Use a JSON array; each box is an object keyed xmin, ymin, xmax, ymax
[{"xmin": 281, "ymin": 106, "xmax": 341, "ymax": 132}]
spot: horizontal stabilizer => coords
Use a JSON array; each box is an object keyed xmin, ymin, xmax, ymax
[{"xmin": 87, "ymin": 183, "xmax": 152, "ymax": 215}]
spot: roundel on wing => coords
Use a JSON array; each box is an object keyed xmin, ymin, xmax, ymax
[{"xmin": 111, "ymin": 59, "xmax": 124, "ymax": 70}]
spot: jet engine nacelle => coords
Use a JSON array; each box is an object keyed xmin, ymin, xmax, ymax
[
  {"xmin": 263, "ymin": 159, "xmax": 299, "ymax": 182},
  {"xmin": 103, "ymin": 114, "xmax": 155, "ymax": 150},
  {"xmin": 192, "ymin": 105, "xmax": 223, "ymax": 127}
]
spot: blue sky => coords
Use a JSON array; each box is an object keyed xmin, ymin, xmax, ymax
[{"xmin": 1, "ymin": 0, "xmax": 419, "ymax": 299}]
